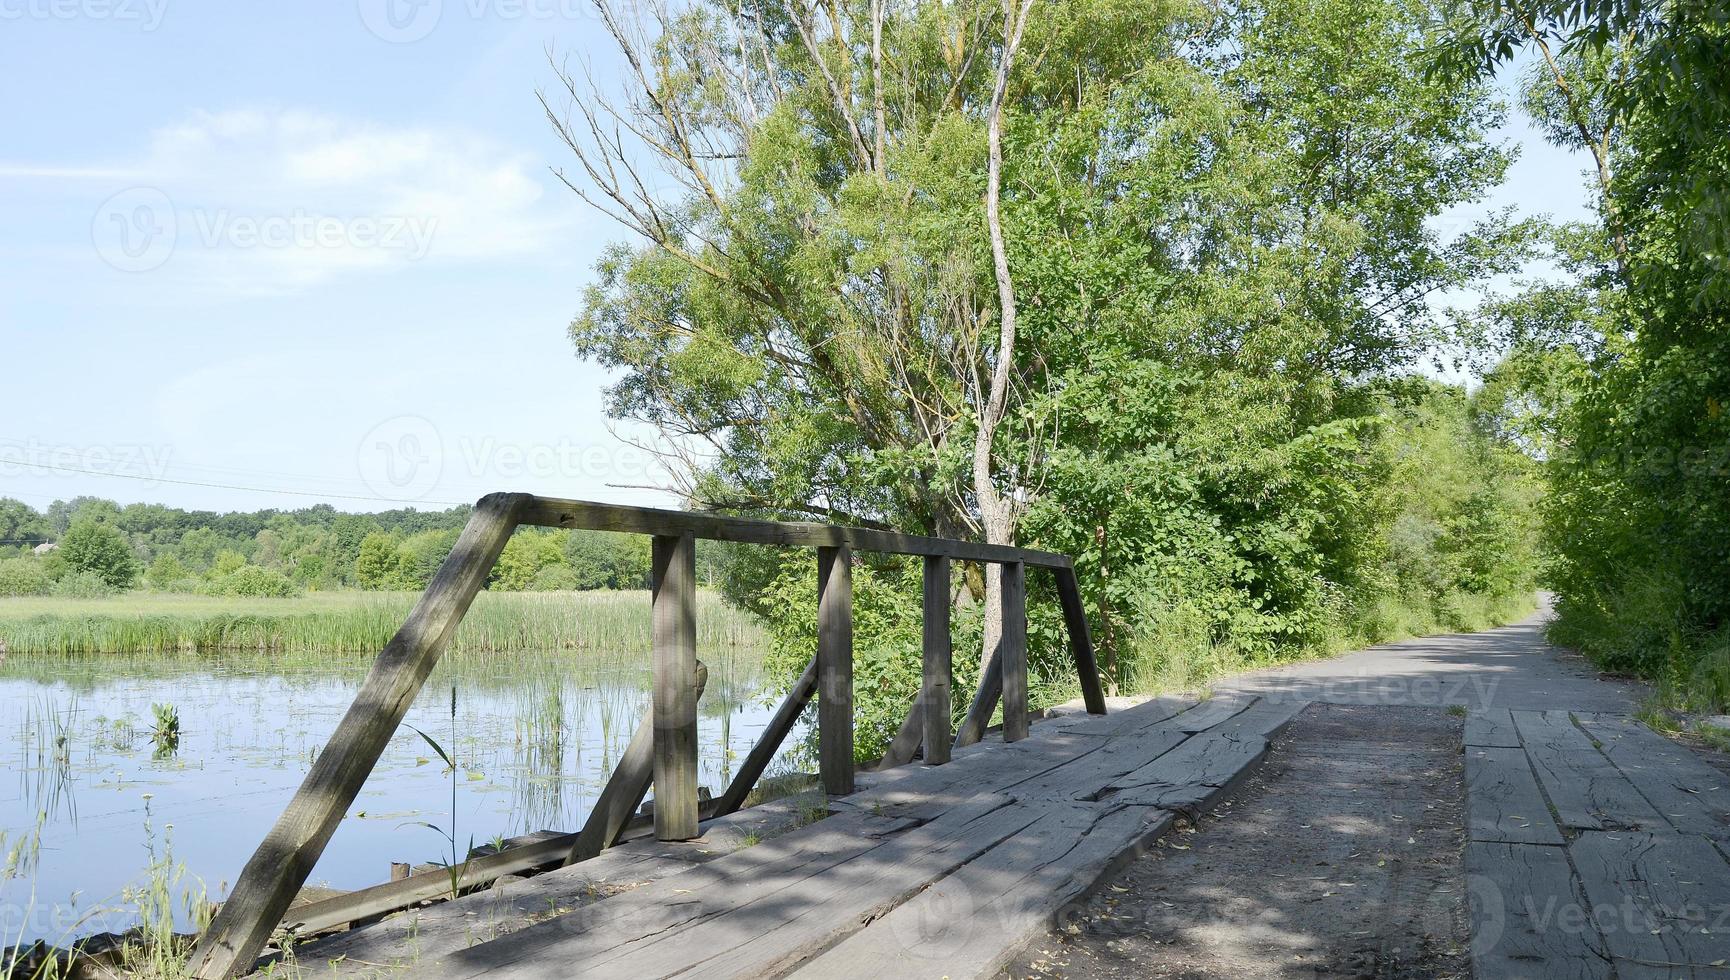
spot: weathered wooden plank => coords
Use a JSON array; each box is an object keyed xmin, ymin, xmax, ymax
[
  {"xmin": 650, "ymin": 533, "xmax": 700, "ymax": 841},
  {"xmin": 1007, "ymin": 728, "xmax": 1191, "ymax": 803},
  {"xmin": 1465, "ymin": 841, "xmax": 1609, "ymax": 980},
  {"xmin": 520, "ymin": 496, "xmax": 1072, "ymax": 568},
  {"xmin": 1466, "ymin": 746, "xmax": 1565, "ymax": 845},
  {"xmin": 796, "ymin": 803, "xmax": 1175, "ymax": 979},
  {"xmin": 1001, "ymin": 561, "xmax": 1029, "ymax": 743},
  {"xmin": 1054, "ymin": 565, "xmax": 1107, "ymax": 714},
  {"xmin": 1514, "ymin": 710, "xmax": 1665, "ymax": 832},
  {"xmin": 185, "ymin": 492, "xmax": 530, "ymax": 980},
  {"xmin": 1163, "ymin": 693, "xmax": 1257, "ymax": 734},
  {"xmin": 1204, "ymin": 697, "xmax": 1306, "ymax": 740},
  {"xmin": 1577, "ymin": 715, "xmax": 1730, "ymax": 839},
  {"xmin": 921, "ymin": 554, "xmax": 953, "ymax": 766},
  {"xmin": 292, "ymin": 797, "xmax": 857, "ymax": 970},
  {"xmin": 416, "ymin": 794, "xmax": 1029, "ymax": 979},
  {"xmin": 567, "ymin": 663, "xmax": 710, "ymax": 865},
  {"xmin": 1466, "ymin": 708, "xmax": 1523, "ymax": 748},
  {"xmin": 1571, "ymin": 831, "xmax": 1730, "ymax": 977},
  {"xmin": 848, "ymin": 698, "xmax": 1194, "ymax": 814},
  {"xmin": 1101, "ymin": 733, "xmax": 1268, "ymax": 813},
  {"xmin": 818, "ymin": 545, "xmax": 855, "ymax": 796},
  {"xmin": 711, "ymin": 655, "xmax": 817, "ymax": 818}
]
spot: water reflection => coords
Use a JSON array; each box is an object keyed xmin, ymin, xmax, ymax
[{"xmin": 0, "ymin": 646, "xmax": 786, "ymax": 945}]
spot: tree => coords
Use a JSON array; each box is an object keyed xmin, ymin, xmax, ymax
[
  {"xmin": 550, "ymin": 0, "xmax": 1523, "ymax": 701},
  {"xmin": 60, "ymin": 519, "xmax": 139, "ymax": 590}
]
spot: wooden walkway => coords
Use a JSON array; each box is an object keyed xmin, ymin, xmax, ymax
[
  {"xmin": 287, "ymin": 693, "xmax": 1304, "ymax": 979},
  {"xmin": 1465, "ymin": 709, "xmax": 1730, "ymax": 978}
]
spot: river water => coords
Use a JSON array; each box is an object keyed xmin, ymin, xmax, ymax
[{"xmin": 0, "ymin": 646, "xmax": 792, "ymax": 946}]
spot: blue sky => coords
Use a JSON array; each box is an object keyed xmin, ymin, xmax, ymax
[{"xmin": 0, "ymin": 2, "xmax": 1597, "ymax": 515}]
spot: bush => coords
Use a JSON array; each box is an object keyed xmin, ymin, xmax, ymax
[
  {"xmin": 0, "ymin": 557, "xmax": 51, "ymax": 596},
  {"xmin": 201, "ymin": 565, "xmax": 302, "ymax": 598},
  {"xmin": 52, "ymin": 569, "xmax": 120, "ymax": 598}
]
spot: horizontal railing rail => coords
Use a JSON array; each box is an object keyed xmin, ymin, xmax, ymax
[{"xmin": 184, "ymin": 493, "xmax": 1105, "ymax": 978}]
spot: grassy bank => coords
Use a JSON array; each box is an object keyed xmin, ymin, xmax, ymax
[{"xmin": 0, "ymin": 589, "xmax": 765, "ymax": 656}]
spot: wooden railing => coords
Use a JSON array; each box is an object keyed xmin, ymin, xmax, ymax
[{"xmin": 184, "ymin": 493, "xmax": 1106, "ymax": 978}]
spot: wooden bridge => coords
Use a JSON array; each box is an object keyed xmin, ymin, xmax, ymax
[{"xmin": 183, "ymin": 494, "xmax": 1292, "ymax": 979}]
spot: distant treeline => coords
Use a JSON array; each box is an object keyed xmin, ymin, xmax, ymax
[{"xmin": 0, "ymin": 497, "xmax": 715, "ymax": 598}]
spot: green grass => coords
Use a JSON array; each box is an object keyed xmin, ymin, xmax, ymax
[{"xmin": 0, "ymin": 589, "xmax": 765, "ymax": 656}]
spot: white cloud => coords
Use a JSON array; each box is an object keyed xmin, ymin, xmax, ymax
[{"xmin": 69, "ymin": 109, "xmax": 570, "ymax": 295}]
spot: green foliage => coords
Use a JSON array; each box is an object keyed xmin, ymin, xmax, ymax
[
  {"xmin": 1449, "ymin": 0, "xmax": 1730, "ymax": 706},
  {"xmin": 200, "ymin": 564, "xmax": 302, "ymax": 598},
  {"xmin": 143, "ymin": 554, "xmax": 191, "ymax": 591},
  {"xmin": 60, "ymin": 519, "xmax": 138, "ymax": 589},
  {"xmin": 51, "ymin": 569, "xmax": 119, "ymax": 598},
  {"xmin": 0, "ymin": 557, "xmax": 51, "ymax": 597}
]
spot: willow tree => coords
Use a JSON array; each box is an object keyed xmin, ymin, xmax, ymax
[{"xmin": 552, "ymin": 0, "xmax": 1525, "ymax": 702}]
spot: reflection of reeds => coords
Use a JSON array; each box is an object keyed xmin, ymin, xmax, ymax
[
  {"xmin": 0, "ymin": 589, "xmax": 765, "ymax": 656},
  {"xmin": 17, "ymin": 698, "xmax": 79, "ymax": 827}
]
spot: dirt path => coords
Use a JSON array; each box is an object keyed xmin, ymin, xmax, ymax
[{"xmin": 1001, "ymin": 703, "xmax": 1470, "ymax": 980}]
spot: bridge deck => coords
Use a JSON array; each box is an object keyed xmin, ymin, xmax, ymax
[{"xmin": 290, "ymin": 694, "xmax": 1304, "ymax": 979}]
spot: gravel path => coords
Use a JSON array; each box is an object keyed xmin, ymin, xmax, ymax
[{"xmin": 1001, "ymin": 703, "xmax": 1470, "ymax": 980}]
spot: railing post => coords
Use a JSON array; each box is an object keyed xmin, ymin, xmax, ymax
[
  {"xmin": 1055, "ymin": 566, "xmax": 1107, "ymax": 713},
  {"xmin": 1001, "ymin": 561, "xmax": 1029, "ymax": 742},
  {"xmin": 567, "ymin": 662, "xmax": 707, "ymax": 864},
  {"xmin": 651, "ymin": 532, "xmax": 700, "ymax": 841},
  {"xmin": 817, "ymin": 544, "xmax": 854, "ymax": 796},
  {"xmin": 921, "ymin": 555, "xmax": 953, "ymax": 765}
]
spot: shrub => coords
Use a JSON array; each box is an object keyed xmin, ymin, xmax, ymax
[
  {"xmin": 201, "ymin": 565, "xmax": 302, "ymax": 598},
  {"xmin": 0, "ymin": 557, "xmax": 51, "ymax": 596},
  {"xmin": 52, "ymin": 569, "xmax": 120, "ymax": 598}
]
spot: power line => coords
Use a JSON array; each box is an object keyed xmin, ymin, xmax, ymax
[{"xmin": 1, "ymin": 459, "xmax": 469, "ymax": 508}]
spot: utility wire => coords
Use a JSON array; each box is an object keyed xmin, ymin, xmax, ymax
[{"xmin": 1, "ymin": 459, "xmax": 469, "ymax": 508}]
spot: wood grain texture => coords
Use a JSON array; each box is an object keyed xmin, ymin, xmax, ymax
[
  {"xmin": 818, "ymin": 545, "xmax": 855, "ymax": 796},
  {"xmin": 921, "ymin": 554, "xmax": 953, "ymax": 766},
  {"xmin": 1001, "ymin": 561, "xmax": 1029, "ymax": 743},
  {"xmin": 1466, "ymin": 746, "xmax": 1565, "ymax": 845},
  {"xmin": 1465, "ymin": 841, "xmax": 1609, "ymax": 980},
  {"xmin": 293, "ymin": 792, "xmax": 819, "ymax": 969},
  {"xmin": 796, "ymin": 803, "xmax": 1175, "ymax": 979},
  {"xmin": 1577, "ymin": 715, "xmax": 1730, "ymax": 839},
  {"xmin": 1054, "ymin": 565, "xmax": 1107, "ymax": 715},
  {"xmin": 521, "ymin": 496, "xmax": 1072, "ymax": 568},
  {"xmin": 1466, "ymin": 708, "xmax": 1523, "ymax": 748},
  {"xmin": 1514, "ymin": 710, "xmax": 1664, "ymax": 832},
  {"xmin": 185, "ymin": 492, "xmax": 529, "ymax": 980},
  {"xmin": 651, "ymin": 533, "xmax": 700, "ymax": 841},
  {"xmin": 1570, "ymin": 831, "xmax": 1730, "ymax": 977}
]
